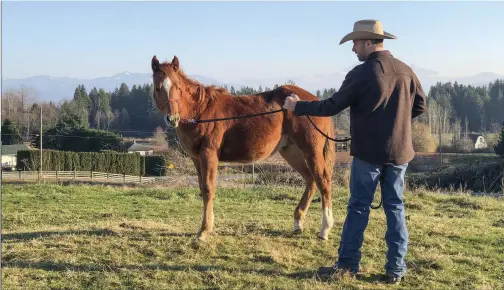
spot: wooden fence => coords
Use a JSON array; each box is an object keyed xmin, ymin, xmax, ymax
[{"xmin": 1, "ymin": 171, "xmax": 163, "ymax": 184}]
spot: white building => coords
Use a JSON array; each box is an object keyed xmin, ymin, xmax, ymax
[
  {"xmin": 1, "ymin": 144, "xmax": 30, "ymax": 169},
  {"xmin": 127, "ymin": 140, "xmax": 155, "ymax": 156}
]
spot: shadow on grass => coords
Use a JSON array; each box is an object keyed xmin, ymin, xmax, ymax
[
  {"xmin": 4, "ymin": 259, "xmax": 318, "ymax": 280},
  {"xmin": 357, "ymin": 273, "xmax": 386, "ymax": 283},
  {"xmin": 2, "ymin": 229, "xmax": 118, "ymax": 242},
  {"xmin": 2, "ymin": 226, "xmax": 300, "ymax": 244},
  {"xmin": 4, "ymin": 259, "xmax": 392, "ymax": 285}
]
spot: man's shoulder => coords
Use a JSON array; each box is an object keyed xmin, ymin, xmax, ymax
[
  {"xmin": 382, "ymin": 55, "xmax": 417, "ymax": 77},
  {"xmin": 346, "ymin": 63, "xmax": 365, "ymax": 77},
  {"xmin": 370, "ymin": 55, "xmax": 416, "ymax": 78}
]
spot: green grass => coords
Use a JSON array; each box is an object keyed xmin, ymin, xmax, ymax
[{"xmin": 2, "ymin": 182, "xmax": 504, "ymax": 289}]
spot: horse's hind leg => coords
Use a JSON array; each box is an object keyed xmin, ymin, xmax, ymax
[
  {"xmin": 279, "ymin": 143, "xmax": 317, "ymax": 234},
  {"xmin": 305, "ymin": 151, "xmax": 334, "ymax": 240}
]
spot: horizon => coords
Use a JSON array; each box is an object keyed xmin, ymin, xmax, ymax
[{"xmin": 2, "ymin": 1, "xmax": 504, "ymax": 83}]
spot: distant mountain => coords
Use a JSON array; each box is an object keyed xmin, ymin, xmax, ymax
[
  {"xmin": 227, "ymin": 66, "xmax": 504, "ymax": 95},
  {"xmin": 411, "ymin": 70, "xmax": 504, "ymax": 93},
  {"xmin": 3, "ymin": 67, "xmax": 504, "ymax": 102},
  {"xmin": 1, "ymin": 72, "xmax": 225, "ymax": 103}
]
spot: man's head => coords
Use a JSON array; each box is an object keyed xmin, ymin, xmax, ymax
[
  {"xmin": 339, "ymin": 20, "xmax": 395, "ymax": 61},
  {"xmin": 352, "ymin": 38, "xmax": 384, "ymax": 61}
]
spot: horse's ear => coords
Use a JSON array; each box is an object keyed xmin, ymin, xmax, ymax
[
  {"xmin": 151, "ymin": 55, "xmax": 161, "ymax": 72},
  {"xmin": 171, "ymin": 56, "xmax": 179, "ymax": 71}
]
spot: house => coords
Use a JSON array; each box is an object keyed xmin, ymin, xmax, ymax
[
  {"xmin": 126, "ymin": 140, "xmax": 155, "ymax": 156},
  {"xmin": 458, "ymin": 133, "xmax": 488, "ymax": 149},
  {"xmin": 473, "ymin": 135, "xmax": 488, "ymax": 149},
  {"xmin": 1, "ymin": 144, "xmax": 30, "ymax": 169}
]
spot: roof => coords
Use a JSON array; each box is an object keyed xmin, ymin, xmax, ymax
[
  {"xmin": 2, "ymin": 144, "xmax": 30, "ymax": 155},
  {"xmin": 127, "ymin": 142, "xmax": 155, "ymax": 152}
]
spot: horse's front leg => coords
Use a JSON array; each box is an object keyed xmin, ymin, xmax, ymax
[
  {"xmin": 191, "ymin": 157, "xmax": 203, "ymax": 196},
  {"xmin": 196, "ymin": 148, "xmax": 219, "ymax": 241}
]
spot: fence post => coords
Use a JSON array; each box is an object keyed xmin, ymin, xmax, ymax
[
  {"xmin": 252, "ymin": 163, "xmax": 255, "ymax": 184},
  {"xmin": 123, "ymin": 173, "xmax": 126, "ymax": 183},
  {"xmin": 139, "ymin": 174, "xmax": 142, "ymax": 183},
  {"xmin": 19, "ymin": 170, "xmax": 21, "ymax": 180},
  {"xmin": 56, "ymin": 170, "xmax": 58, "ymax": 179},
  {"xmin": 242, "ymin": 165, "xmax": 245, "ymax": 188},
  {"xmin": 91, "ymin": 171, "xmax": 93, "ymax": 180}
]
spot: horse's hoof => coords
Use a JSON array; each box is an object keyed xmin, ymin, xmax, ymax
[
  {"xmin": 293, "ymin": 220, "xmax": 304, "ymax": 234},
  {"xmin": 318, "ymin": 234, "xmax": 329, "ymax": 240},
  {"xmin": 197, "ymin": 231, "xmax": 211, "ymax": 242}
]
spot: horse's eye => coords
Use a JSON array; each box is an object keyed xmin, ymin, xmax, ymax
[{"xmin": 155, "ymin": 87, "xmax": 161, "ymax": 92}]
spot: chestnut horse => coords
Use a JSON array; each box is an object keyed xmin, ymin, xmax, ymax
[{"xmin": 151, "ymin": 55, "xmax": 336, "ymax": 241}]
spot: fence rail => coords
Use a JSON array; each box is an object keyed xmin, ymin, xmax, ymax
[{"xmin": 1, "ymin": 171, "xmax": 163, "ymax": 184}]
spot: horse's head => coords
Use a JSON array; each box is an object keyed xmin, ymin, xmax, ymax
[{"xmin": 151, "ymin": 55, "xmax": 183, "ymax": 127}]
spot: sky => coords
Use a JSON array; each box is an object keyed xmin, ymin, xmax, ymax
[{"xmin": 2, "ymin": 1, "xmax": 504, "ymax": 82}]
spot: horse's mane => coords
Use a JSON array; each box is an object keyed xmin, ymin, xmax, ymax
[{"xmin": 161, "ymin": 62, "xmax": 231, "ymax": 102}]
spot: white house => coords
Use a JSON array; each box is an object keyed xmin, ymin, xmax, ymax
[
  {"xmin": 1, "ymin": 144, "xmax": 30, "ymax": 168},
  {"xmin": 127, "ymin": 141, "xmax": 155, "ymax": 156},
  {"xmin": 463, "ymin": 133, "xmax": 488, "ymax": 149},
  {"xmin": 474, "ymin": 135, "xmax": 488, "ymax": 149}
]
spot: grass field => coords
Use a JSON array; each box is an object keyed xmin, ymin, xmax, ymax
[{"xmin": 2, "ymin": 182, "xmax": 504, "ymax": 289}]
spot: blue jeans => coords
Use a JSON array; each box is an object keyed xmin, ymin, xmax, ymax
[{"xmin": 336, "ymin": 156, "xmax": 409, "ymax": 278}]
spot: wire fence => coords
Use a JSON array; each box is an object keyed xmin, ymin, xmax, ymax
[
  {"xmin": 2, "ymin": 151, "xmax": 502, "ymax": 195},
  {"xmin": 1, "ymin": 170, "xmax": 165, "ymax": 185}
]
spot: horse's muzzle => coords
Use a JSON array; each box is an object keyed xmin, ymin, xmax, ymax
[{"xmin": 165, "ymin": 113, "xmax": 181, "ymax": 127}]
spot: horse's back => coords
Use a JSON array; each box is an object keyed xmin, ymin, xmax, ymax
[{"xmin": 264, "ymin": 85, "xmax": 321, "ymax": 102}]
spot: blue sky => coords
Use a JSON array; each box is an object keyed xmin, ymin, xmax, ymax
[{"xmin": 2, "ymin": 1, "xmax": 504, "ymax": 82}]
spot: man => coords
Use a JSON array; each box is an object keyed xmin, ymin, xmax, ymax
[{"xmin": 283, "ymin": 19, "xmax": 427, "ymax": 284}]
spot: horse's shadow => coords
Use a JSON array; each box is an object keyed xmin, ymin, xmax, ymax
[
  {"xmin": 3, "ymin": 258, "xmax": 387, "ymax": 284},
  {"xmin": 3, "ymin": 259, "xmax": 318, "ymax": 280},
  {"xmin": 3, "ymin": 228, "xmax": 388, "ymax": 284}
]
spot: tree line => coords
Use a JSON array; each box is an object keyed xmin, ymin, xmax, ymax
[{"xmin": 2, "ymin": 79, "xmax": 504, "ymax": 154}]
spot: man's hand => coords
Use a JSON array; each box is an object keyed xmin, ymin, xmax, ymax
[{"xmin": 283, "ymin": 94, "xmax": 301, "ymax": 112}]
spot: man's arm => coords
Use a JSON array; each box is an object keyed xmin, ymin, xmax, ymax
[
  {"xmin": 294, "ymin": 68, "xmax": 361, "ymax": 117},
  {"xmin": 412, "ymin": 73, "xmax": 427, "ymax": 119}
]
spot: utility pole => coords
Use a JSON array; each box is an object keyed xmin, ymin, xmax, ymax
[
  {"xmin": 39, "ymin": 106, "xmax": 43, "ymax": 182},
  {"xmin": 439, "ymin": 114, "xmax": 442, "ymax": 167}
]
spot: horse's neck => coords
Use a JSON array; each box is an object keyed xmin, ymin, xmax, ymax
[{"xmin": 183, "ymin": 83, "xmax": 213, "ymax": 119}]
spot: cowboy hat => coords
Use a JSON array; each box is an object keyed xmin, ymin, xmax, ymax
[{"xmin": 339, "ymin": 19, "xmax": 397, "ymax": 45}]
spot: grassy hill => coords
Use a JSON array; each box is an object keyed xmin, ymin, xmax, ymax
[{"xmin": 2, "ymin": 183, "xmax": 503, "ymax": 289}]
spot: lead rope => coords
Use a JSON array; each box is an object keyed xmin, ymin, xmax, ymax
[{"xmin": 175, "ymin": 108, "xmax": 382, "ymax": 209}]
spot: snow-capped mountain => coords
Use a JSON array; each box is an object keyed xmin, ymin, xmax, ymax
[
  {"xmin": 1, "ymin": 72, "xmax": 225, "ymax": 102},
  {"xmin": 2, "ymin": 66, "xmax": 503, "ymax": 102}
]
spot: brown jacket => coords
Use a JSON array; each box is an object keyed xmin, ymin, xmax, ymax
[{"xmin": 294, "ymin": 50, "xmax": 427, "ymax": 166}]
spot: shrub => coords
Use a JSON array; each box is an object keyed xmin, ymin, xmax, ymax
[
  {"xmin": 412, "ymin": 121, "xmax": 437, "ymax": 152},
  {"xmin": 495, "ymin": 122, "xmax": 504, "ymax": 157},
  {"xmin": 452, "ymin": 138, "xmax": 474, "ymax": 153},
  {"xmin": 407, "ymin": 160, "xmax": 504, "ymax": 193}
]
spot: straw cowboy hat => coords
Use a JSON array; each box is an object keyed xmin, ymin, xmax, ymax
[{"xmin": 339, "ymin": 20, "xmax": 397, "ymax": 45}]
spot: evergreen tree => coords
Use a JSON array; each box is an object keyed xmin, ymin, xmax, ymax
[
  {"xmin": 1, "ymin": 119, "xmax": 23, "ymax": 145},
  {"xmin": 494, "ymin": 122, "xmax": 504, "ymax": 157}
]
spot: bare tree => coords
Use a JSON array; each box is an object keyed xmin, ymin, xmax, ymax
[
  {"xmin": 152, "ymin": 126, "xmax": 168, "ymax": 151},
  {"xmin": 490, "ymin": 122, "xmax": 502, "ymax": 134}
]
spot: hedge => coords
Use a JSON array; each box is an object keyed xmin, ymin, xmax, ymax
[
  {"xmin": 407, "ymin": 159, "xmax": 504, "ymax": 193},
  {"xmin": 143, "ymin": 153, "xmax": 171, "ymax": 176},
  {"xmin": 17, "ymin": 149, "xmax": 143, "ymax": 176}
]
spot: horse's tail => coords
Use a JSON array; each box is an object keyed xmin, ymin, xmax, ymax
[{"xmin": 323, "ymin": 119, "xmax": 336, "ymax": 181}]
